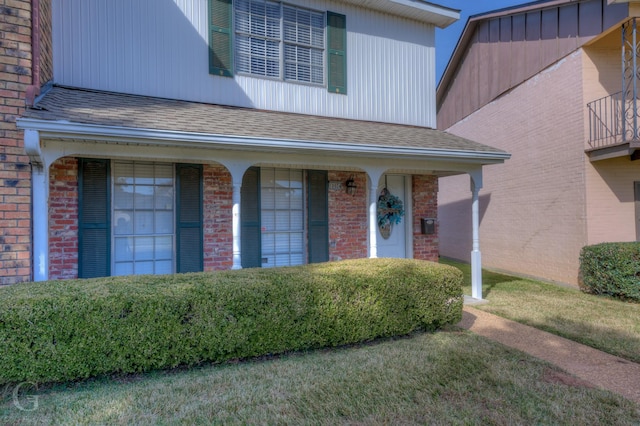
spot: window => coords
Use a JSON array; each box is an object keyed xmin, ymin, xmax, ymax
[
  {"xmin": 78, "ymin": 159, "xmax": 203, "ymax": 279},
  {"xmin": 112, "ymin": 162, "xmax": 175, "ymax": 276},
  {"xmin": 240, "ymin": 167, "xmax": 328, "ymax": 268},
  {"xmin": 208, "ymin": 0, "xmax": 346, "ymax": 93},
  {"xmin": 234, "ymin": 0, "xmax": 324, "ymax": 84},
  {"xmin": 260, "ymin": 168, "xmax": 305, "ymax": 267}
]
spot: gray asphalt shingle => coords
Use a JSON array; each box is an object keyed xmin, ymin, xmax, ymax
[{"xmin": 23, "ymin": 85, "xmax": 505, "ymax": 155}]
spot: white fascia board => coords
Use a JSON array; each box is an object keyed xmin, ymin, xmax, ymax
[
  {"xmin": 16, "ymin": 118, "xmax": 510, "ymax": 164},
  {"xmin": 341, "ymin": 0, "xmax": 459, "ymax": 28},
  {"xmin": 388, "ymin": 0, "xmax": 459, "ymax": 26}
]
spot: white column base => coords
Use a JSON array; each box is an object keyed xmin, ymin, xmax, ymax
[{"xmin": 471, "ymin": 250, "xmax": 482, "ymax": 300}]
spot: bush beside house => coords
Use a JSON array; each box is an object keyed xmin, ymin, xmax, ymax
[
  {"xmin": 579, "ymin": 243, "xmax": 640, "ymax": 301},
  {"xmin": 0, "ymin": 258, "xmax": 463, "ymax": 385}
]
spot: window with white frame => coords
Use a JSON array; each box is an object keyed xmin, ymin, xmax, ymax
[
  {"xmin": 234, "ymin": 0, "xmax": 325, "ymax": 84},
  {"xmin": 260, "ymin": 168, "xmax": 305, "ymax": 267},
  {"xmin": 112, "ymin": 161, "xmax": 175, "ymax": 276}
]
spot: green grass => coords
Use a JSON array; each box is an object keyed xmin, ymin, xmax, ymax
[
  {"xmin": 2, "ymin": 331, "xmax": 638, "ymax": 425},
  {"xmin": 442, "ymin": 258, "xmax": 640, "ymax": 363}
]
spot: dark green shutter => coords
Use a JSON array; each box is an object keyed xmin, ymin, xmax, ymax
[
  {"xmin": 241, "ymin": 167, "xmax": 262, "ymax": 268},
  {"xmin": 327, "ymin": 12, "xmax": 347, "ymax": 94},
  {"xmin": 208, "ymin": 0, "xmax": 233, "ymax": 77},
  {"xmin": 308, "ymin": 170, "xmax": 329, "ymax": 263},
  {"xmin": 78, "ymin": 158, "xmax": 110, "ymax": 278},
  {"xmin": 176, "ymin": 164, "xmax": 203, "ymax": 273}
]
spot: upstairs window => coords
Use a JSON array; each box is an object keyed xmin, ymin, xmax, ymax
[
  {"xmin": 208, "ymin": 0, "xmax": 346, "ymax": 93},
  {"xmin": 234, "ymin": 0, "xmax": 324, "ymax": 84}
]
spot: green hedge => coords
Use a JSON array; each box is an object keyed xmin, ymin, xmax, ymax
[
  {"xmin": 579, "ymin": 242, "xmax": 640, "ymax": 301},
  {"xmin": 0, "ymin": 258, "xmax": 463, "ymax": 385}
]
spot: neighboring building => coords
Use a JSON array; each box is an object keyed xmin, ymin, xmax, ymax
[
  {"xmin": 437, "ymin": 0, "xmax": 639, "ymax": 286},
  {"xmin": 1, "ymin": 0, "xmax": 509, "ymax": 288}
]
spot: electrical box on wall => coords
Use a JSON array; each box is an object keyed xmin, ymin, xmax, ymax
[{"xmin": 421, "ymin": 218, "xmax": 436, "ymax": 235}]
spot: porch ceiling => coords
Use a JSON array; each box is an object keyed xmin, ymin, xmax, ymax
[{"xmin": 18, "ymin": 85, "xmax": 509, "ymax": 172}]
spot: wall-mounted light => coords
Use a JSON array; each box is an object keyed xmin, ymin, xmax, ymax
[{"xmin": 345, "ymin": 175, "xmax": 357, "ymax": 195}]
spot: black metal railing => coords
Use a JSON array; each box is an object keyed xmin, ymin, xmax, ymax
[
  {"xmin": 587, "ymin": 92, "xmax": 640, "ymax": 149},
  {"xmin": 587, "ymin": 92, "xmax": 623, "ymax": 149}
]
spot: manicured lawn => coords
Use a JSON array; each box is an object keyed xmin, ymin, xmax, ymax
[
  {"xmin": 442, "ymin": 258, "xmax": 640, "ymax": 363},
  {"xmin": 2, "ymin": 331, "xmax": 638, "ymax": 425}
]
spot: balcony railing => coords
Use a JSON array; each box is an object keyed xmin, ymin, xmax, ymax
[{"xmin": 587, "ymin": 92, "xmax": 640, "ymax": 149}]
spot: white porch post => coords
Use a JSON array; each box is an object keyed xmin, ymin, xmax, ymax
[
  {"xmin": 369, "ymin": 183, "xmax": 378, "ymax": 258},
  {"xmin": 224, "ymin": 162, "xmax": 252, "ymax": 270},
  {"xmin": 32, "ymin": 164, "xmax": 49, "ymax": 281},
  {"xmin": 25, "ymin": 129, "xmax": 49, "ymax": 281},
  {"xmin": 470, "ymin": 170, "xmax": 483, "ymax": 300},
  {"xmin": 231, "ymin": 181, "xmax": 242, "ymax": 269},
  {"xmin": 366, "ymin": 169, "xmax": 385, "ymax": 259}
]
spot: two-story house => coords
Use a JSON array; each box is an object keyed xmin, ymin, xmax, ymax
[
  {"xmin": 437, "ymin": 0, "xmax": 638, "ymax": 286},
  {"xmin": 2, "ymin": 0, "xmax": 508, "ymax": 297}
]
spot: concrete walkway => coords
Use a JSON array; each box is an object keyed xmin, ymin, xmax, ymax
[{"xmin": 459, "ymin": 306, "xmax": 640, "ymax": 405}]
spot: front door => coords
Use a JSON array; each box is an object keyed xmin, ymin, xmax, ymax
[{"xmin": 376, "ymin": 175, "xmax": 408, "ymax": 258}]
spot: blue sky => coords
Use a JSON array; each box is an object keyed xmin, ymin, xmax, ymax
[{"xmin": 435, "ymin": 0, "xmax": 527, "ymax": 84}]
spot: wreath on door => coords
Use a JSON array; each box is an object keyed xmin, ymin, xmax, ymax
[{"xmin": 377, "ymin": 187, "xmax": 404, "ymax": 240}]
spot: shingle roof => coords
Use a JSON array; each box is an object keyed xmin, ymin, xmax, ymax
[{"xmin": 23, "ymin": 85, "xmax": 505, "ymax": 155}]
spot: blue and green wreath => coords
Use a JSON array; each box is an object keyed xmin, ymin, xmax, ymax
[{"xmin": 377, "ymin": 188, "xmax": 405, "ymax": 227}]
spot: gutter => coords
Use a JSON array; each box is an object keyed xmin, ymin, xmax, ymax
[{"xmin": 16, "ymin": 118, "xmax": 511, "ymax": 164}]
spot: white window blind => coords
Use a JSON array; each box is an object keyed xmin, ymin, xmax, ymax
[
  {"xmin": 260, "ymin": 168, "xmax": 305, "ymax": 267},
  {"xmin": 112, "ymin": 161, "xmax": 175, "ymax": 276},
  {"xmin": 283, "ymin": 6, "xmax": 324, "ymax": 84},
  {"xmin": 235, "ymin": 0, "xmax": 324, "ymax": 84}
]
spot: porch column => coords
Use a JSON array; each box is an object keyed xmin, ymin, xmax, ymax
[
  {"xmin": 470, "ymin": 170, "xmax": 483, "ymax": 300},
  {"xmin": 365, "ymin": 168, "xmax": 385, "ymax": 259},
  {"xmin": 224, "ymin": 162, "xmax": 253, "ymax": 270},
  {"xmin": 25, "ymin": 129, "xmax": 49, "ymax": 281},
  {"xmin": 231, "ymin": 181, "xmax": 242, "ymax": 269},
  {"xmin": 369, "ymin": 183, "xmax": 378, "ymax": 258}
]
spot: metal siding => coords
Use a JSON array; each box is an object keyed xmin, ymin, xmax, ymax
[
  {"xmin": 579, "ymin": 0, "xmax": 603, "ymax": 43},
  {"xmin": 525, "ymin": 12, "xmax": 541, "ymax": 79},
  {"xmin": 477, "ymin": 24, "xmax": 491, "ymax": 109},
  {"xmin": 541, "ymin": 9, "xmax": 559, "ymax": 69},
  {"xmin": 558, "ymin": 4, "xmax": 579, "ymax": 57},
  {"xmin": 498, "ymin": 17, "xmax": 512, "ymax": 96},
  {"xmin": 488, "ymin": 19, "xmax": 500, "ymax": 100},
  {"xmin": 511, "ymin": 14, "xmax": 526, "ymax": 88},
  {"xmin": 52, "ymin": 0, "xmax": 435, "ymax": 127},
  {"xmin": 603, "ymin": 1, "xmax": 628, "ymax": 30}
]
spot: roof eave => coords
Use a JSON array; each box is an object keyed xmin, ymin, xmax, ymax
[
  {"xmin": 341, "ymin": 0, "xmax": 459, "ymax": 28},
  {"xmin": 16, "ymin": 118, "xmax": 510, "ymax": 165}
]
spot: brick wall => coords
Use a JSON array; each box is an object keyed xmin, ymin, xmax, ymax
[
  {"xmin": 328, "ymin": 171, "xmax": 368, "ymax": 261},
  {"xmin": 203, "ymin": 164, "xmax": 233, "ymax": 270},
  {"xmin": 49, "ymin": 157, "xmax": 78, "ymax": 280},
  {"xmin": 439, "ymin": 50, "xmax": 588, "ymax": 286},
  {"xmin": 412, "ymin": 175, "xmax": 439, "ymax": 262},
  {"xmin": 0, "ymin": 0, "xmax": 33, "ymax": 284}
]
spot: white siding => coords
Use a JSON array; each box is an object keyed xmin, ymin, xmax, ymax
[{"xmin": 52, "ymin": 0, "xmax": 436, "ymax": 127}]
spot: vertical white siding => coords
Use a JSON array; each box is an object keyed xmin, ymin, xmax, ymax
[{"xmin": 52, "ymin": 0, "xmax": 436, "ymax": 127}]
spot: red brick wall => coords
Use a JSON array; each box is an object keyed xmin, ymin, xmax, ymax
[
  {"xmin": 412, "ymin": 175, "xmax": 439, "ymax": 262},
  {"xmin": 203, "ymin": 164, "xmax": 233, "ymax": 270},
  {"xmin": 0, "ymin": 0, "xmax": 34, "ymax": 284},
  {"xmin": 328, "ymin": 171, "xmax": 368, "ymax": 261},
  {"xmin": 49, "ymin": 157, "xmax": 78, "ymax": 280}
]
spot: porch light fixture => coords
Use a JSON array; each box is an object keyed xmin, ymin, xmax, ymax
[{"xmin": 345, "ymin": 175, "xmax": 357, "ymax": 195}]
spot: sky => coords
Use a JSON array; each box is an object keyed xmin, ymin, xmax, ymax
[{"xmin": 435, "ymin": 0, "xmax": 528, "ymax": 84}]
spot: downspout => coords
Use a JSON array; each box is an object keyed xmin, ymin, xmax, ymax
[
  {"xmin": 26, "ymin": 0, "xmax": 47, "ymax": 281},
  {"xmin": 25, "ymin": 0, "xmax": 41, "ymax": 107}
]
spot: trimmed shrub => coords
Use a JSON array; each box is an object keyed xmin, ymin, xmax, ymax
[
  {"xmin": 0, "ymin": 258, "xmax": 463, "ymax": 385},
  {"xmin": 579, "ymin": 242, "xmax": 640, "ymax": 301}
]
